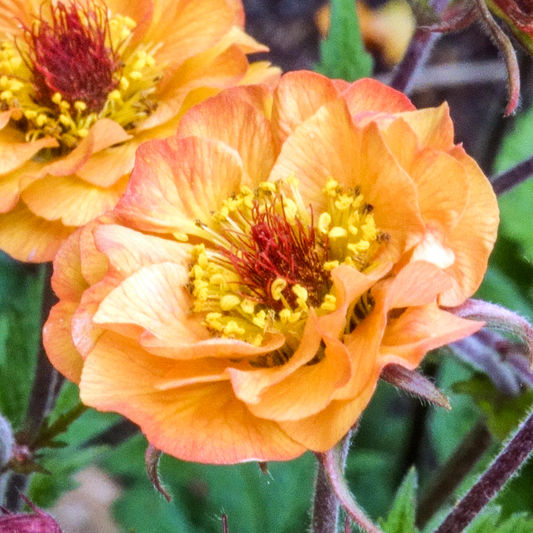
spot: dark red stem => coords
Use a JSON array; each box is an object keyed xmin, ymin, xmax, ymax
[{"xmin": 433, "ymin": 407, "xmax": 533, "ymax": 533}]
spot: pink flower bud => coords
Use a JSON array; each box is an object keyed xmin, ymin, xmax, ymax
[{"xmin": 0, "ymin": 496, "xmax": 62, "ymax": 533}]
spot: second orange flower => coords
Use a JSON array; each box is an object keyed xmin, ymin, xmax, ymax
[{"xmin": 0, "ymin": 0, "xmax": 278, "ymax": 262}]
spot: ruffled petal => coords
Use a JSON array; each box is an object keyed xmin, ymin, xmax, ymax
[
  {"xmin": 439, "ymin": 146, "xmax": 499, "ymax": 305},
  {"xmin": 278, "ymin": 380, "xmax": 379, "ymax": 451},
  {"xmin": 0, "ymin": 203, "xmax": 74, "ymax": 262},
  {"xmin": 177, "ymin": 86, "xmax": 276, "ymax": 183},
  {"xmin": 342, "ymin": 78, "xmax": 415, "ymax": 117},
  {"xmin": 0, "ymin": 130, "xmax": 57, "ymax": 176},
  {"xmin": 20, "ymin": 175, "xmax": 128, "ymax": 227},
  {"xmin": 115, "ymin": 136, "xmax": 245, "ymax": 235},
  {"xmin": 80, "ymin": 332, "xmax": 305, "ymax": 463},
  {"xmin": 271, "ymin": 70, "xmax": 341, "ymax": 144},
  {"xmin": 43, "ymin": 301, "xmax": 84, "ymax": 383},
  {"xmin": 25, "ymin": 120, "xmax": 131, "ymax": 181},
  {"xmin": 245, "ymin": 339, "xmax": 352, "ymax": 421},
  {"xmin": 146, "ymin": 0, "xmax": 236, "ymax": 67},
  {"xmin": 379, "ymin": 303, "xmax": 483, "ymax": 368},
  {"xmin": 397, "ymin": 104, "xmax": 455, "ymax": 151},
  {"xmin": 50, "ymin": 226, "xmax": 88, "ymax": 300},
  {"xmin": 228, "ymin": 310, "xmax": 323, "ymax": 405}
]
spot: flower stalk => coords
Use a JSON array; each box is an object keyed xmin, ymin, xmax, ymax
[
  {"xmin": 313, "ymin": 433, "xmax": 384, "ymax": 533},
  {"xmin": 433, "ymin": 405, "xmax": 533, "ymax": 533},
  {"xmin": 389, "ymin": 0, "xmax": 450, "ymax": 93},
  {"xmin": 491, "ymin": 154, "xmax": 533, "ymax": 195},
  {"xmin": 2, "ymin": 263, "xmax": 61, "ymax": 510}
]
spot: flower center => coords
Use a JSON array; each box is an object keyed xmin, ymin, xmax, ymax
[
  {"xmin": 188, "ymin": 178, "xmax": 388, "ymax": 354},
  {"xmin": 0, "ymin": 0, "xmax": 163, "ymax": 150},
  {"xmin": 27, "ymin": 2, "xmax": 120, "ymax": 113}
]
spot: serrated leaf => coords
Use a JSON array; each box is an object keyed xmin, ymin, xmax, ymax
[
  {"xmin": 464, "ymin": 506, "xmax": 501, "ymax": 532},
  {"xmin": 464, "ymin": 506, "xmax": 533, "ymax": 533},
  {"xmin": 29, "ymin": 383, "xmax": 121, "ymax": 508},
  {"xmin": 496, "ymin": 512, "xmax": 533, "ymax": 533},
  {"xmin": 315, "ymin": 0, "xmax": 373, "ymax": 81},
  {"xmin": 379, "ymin": 468, "xmax": 419, "ymax": 533}
]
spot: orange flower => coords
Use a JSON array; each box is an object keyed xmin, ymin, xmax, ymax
[
  {"xmin": 0, "ymin": 0, "xmax": 278, "ymax": 262},
  {"xmin": 44, "ymin": 71, "xmax": 498, "ymax": 463}
]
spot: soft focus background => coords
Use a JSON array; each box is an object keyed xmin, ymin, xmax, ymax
[{"xmin": 2, "ymin": 1, "xmax": 533, "ymax": 531}]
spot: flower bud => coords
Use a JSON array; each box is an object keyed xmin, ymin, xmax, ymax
[{"xmin": 0, "ymin": 494, "xmax": 62, "ymax": 532}]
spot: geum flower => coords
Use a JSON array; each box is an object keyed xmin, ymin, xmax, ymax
[
  {"xmin": 0, "ymin": 0, "xmax": 278, "ymax": 262},
  {"xmin": 44, "ymin": 72, "xmax": 499, "ymax": 463}
]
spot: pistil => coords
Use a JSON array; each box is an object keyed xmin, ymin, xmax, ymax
[
  {"xmin": 0, "ymin": 0, "xmax": 163, "ymax": 149},
  {"xmin": 188, "ymin": 178, "xmax": 389, "ymax": 362}
]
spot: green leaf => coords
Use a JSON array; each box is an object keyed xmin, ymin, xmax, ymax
[
  {"xmin": 103, "ymin": 434, "xmax": 315, "ymax": 533},
  {"xmin": 465, "ymin": 506, "xmax": 501, "ymax": 532},
  {"xmin": 29, "ymin": 382, "xmax": 121, "ymax": 508},
  {"xmin": 379, "ymin": 468, "xmax": 419, "ymax": 533},
  {"xmin": 496, "ymin": 512, "xmax": 533, "ymax": 533},
  {"xmin": 315, "ymin": 0, "xmax": 373, "ymax": 81},
  {"xmin": 0, "ymin": 255, "xmax": 45, "ymax": 427},
  {"xmin": 463, "ymin": 506, "xmax": 533, "ymax": 533},
  {"xmin": 493, "ymin": 101, "xmax": 533, "ymax": 263},
  {"xmin": 452, "ymin": 373, "xmax": 533, "ymax": 440}
]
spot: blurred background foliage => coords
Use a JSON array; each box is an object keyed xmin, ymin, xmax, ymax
[{"xmin": 2, "ymin": 0, "xmax": 533, "ymax": 531}]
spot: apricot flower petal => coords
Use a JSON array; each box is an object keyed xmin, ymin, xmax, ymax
[
  {"xmin": 43, "ymin": 302, "xmax": 84, "ymax": 383},
  {"xmin": 279, "ymin": 382, "xmax": 379, "ymax": 451},
  {"xmin": 246, "ymin": 339, "xmax": 352, "ymax": 421},
  {"xmin": 80, "ymin": 332, "xmax": 305, "ymax": 463},
  {"xmin": 397, "ymin": 104, "xmax": 454, "ymax": 151},
  {"xmin": 271, "ymin": 70, "xmax": 341, "ymax": 144},
  {"xmin": 0, "ymin": 132, "xmax": 57, "ymax": 176},
  {"xmin": 342, "ymin": 78, "xmax": 415, "ymax": 117},
  {"xmin": 379, "ymin": 303, "xmax": 484, "ymax": 368},
  {"xmin": 439, "ymin": 146, "xmax": 499, "ymax": 306},
  {"xmin": 378, "ymin": 261, "xmax": 454, "ymax": 309},
  {"xmin": 93, "ymin": 262, "xmax": 209, "ymax": 347},
  {"xmin": 177, "ymin": 86, "xmax": 276, "ymax": 183},
  {"xmin": 20, "ymin": 175, "xmax": 129, "ymax": 227},
  {"xmin": 0, "ymin": 204, "xmax": 74, "ymax": 262},
  {"xmin": 50, "ymin": 226, "xmax": 88, "ymax": 301},
  {"xmin": 27, "ymin": 120, "xmax": 131, "ymax": 181},
  {"xmin": 229, "ymin": 310, "xmax": 323, "ymax": 404},
  {"xmin": 115, "ymin": 136, "xmax": 244, "ymax": 235},
  {"xmin": 405, "ymin": 149, "xmax": 469, "ymax": 232},
  {"xmin": 146, "ymin": 0, "xmax": 236, "ymax": 66}
]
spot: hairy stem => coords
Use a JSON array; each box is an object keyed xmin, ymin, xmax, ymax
[
  {"xmin": 4, "ymin": 263, "xmax": 61, "ymax": 510},
  {"xmin": 22, "ymin": 263, "xmax": 62, "ymax": 442},
  {"xmin": 312, "ymin": 434, "xmax": 351, "ymax": 533},
  {"xmin": 417, "ymin": 421, "xmax": 492, "ymax": 528},
  {"xmin": 313, "ymin": 431, "xmax": 383, "ymax": 533},
  {"xmin": 389, "ymin": 30, "xmax": 439, "ymax": 94},
  {"xmin": 491, "ymin": 154, "xmax": 533, "ymax": 195},
  {"xmin": 433, "ymin": 407, "xmax": 533, "ymax": 533}
]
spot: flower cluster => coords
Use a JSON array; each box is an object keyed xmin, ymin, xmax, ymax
[
  {"xmin": 44, "ymin": 72, "xmax": 499, "ymax": 463},
  {"xmin": 0, "ymin": 0, "xmax": 278, "ymax": 262}
]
